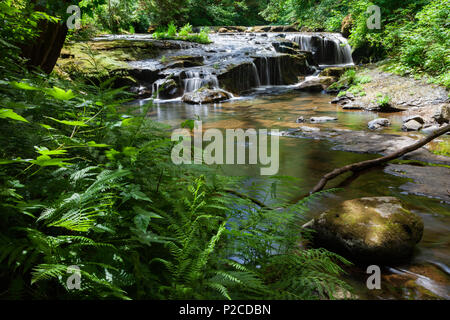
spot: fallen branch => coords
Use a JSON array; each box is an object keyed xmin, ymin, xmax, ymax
[{"xmin": 310, "ymin": 124, "xmax": 450, "ymax": 194}]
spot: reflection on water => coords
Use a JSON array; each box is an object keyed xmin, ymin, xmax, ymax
[{"xmin": 133, "ymin": 89, "xmax": 450, "ymax": 300}]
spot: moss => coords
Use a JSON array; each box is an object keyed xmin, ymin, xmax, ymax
[
  {"xmin": 55, "ymin": 40, "xmax": 161, "ymax": 78},
  {"xmin": 390, "ymin": 159, "xmax": 450, "ymax": 169}
]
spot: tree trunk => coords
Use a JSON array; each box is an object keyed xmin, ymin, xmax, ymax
[
  {"xmin": 20, "ymin": 20, "xmax": 68, "ymax": 74},
  {"xmin": 19, "ymin": 1, "xmax": 69, "ymax": 74}
]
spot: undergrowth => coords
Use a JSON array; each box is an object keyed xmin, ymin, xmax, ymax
[{"xmin": 0, "ymin": 22, "xmax": 352, "ymax": 299}]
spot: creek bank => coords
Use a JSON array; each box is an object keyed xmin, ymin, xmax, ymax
[
  {"xmin": 283, "ymin": 128, "xmax": 450, "ymax": 201},
  {"xmin": 305, "ymin": 197, "xmax": 424, "ymax": 264},
  {"xmin": 329, "ymin": 65, "xmax": 449, "ymax": 120}
]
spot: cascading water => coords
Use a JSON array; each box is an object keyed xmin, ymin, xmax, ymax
[
  {"xmin": 131, "ymin": 32, "xmax": 354, "ymax": 102},
  {"xmin": 183, "ymin": 70, "xmax": 220, "ymax": 93},
  {"xmin": 251, "ymin": 62, "xmax": 261, "ymax": 87},
  {"xmin": 254, "ymin": 56, "xmax": 284, "ymax": 86},
  {"xmin": 287, "ymin": 33, "xmax": 353, "ymax": 66}
]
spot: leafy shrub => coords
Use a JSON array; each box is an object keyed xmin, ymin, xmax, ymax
[
  {"xmin": 166, "ymin": 21, "xmax": 177, "ymax": 37},
  {"xmin": 179, "ymin": 23, "xmax": 193, "ymax": 37},
  {"xmin": 376, "ymin": 94, "xmax": 391, "ymax": 107}
]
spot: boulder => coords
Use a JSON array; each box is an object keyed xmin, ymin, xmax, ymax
[
  {"xmin": 307, "ymin": 197, "xmax": 424, "ymax": 263},
  {"xmin": 318, "ymin": 76, "xmax": 337, "ymax": 88},
  {"xmin": 153, "ymin": 78, "xmax": 182, "ymax": 100},
  {"xmin": 182, "ymin": 87, "xmax": 232, "ymax": 104},
  {"xmin": 321, "ymin": 66, "xmax": 354, "ymax": 78},
  {"xmin": 433, "ymin": 104, "xmax": 450, "ymax": 124},
  {"xmin": 368, "ymin": 118, "xmax": 391, "ymax": 130},
  {"xmin": 251, "ymin": 26, "xmax": 272, "ymax": 33},
  {"xmin": 403, "ymin": 115, "xmax": 425, "ymax": 125},
  {"xmin": 296, "ymin": 116, "xmax": 305, "ymax": 123},
  {"xmin": 331, "ymin": 94, "xmax": 354, "ymax": 104},
  {"xmin": 252, "ymin": 54, "xmax": 313, "ymax": 86},
  {"xmin": 402, "ymin": 120, "xmax": 423, "ymax": 132},
  {"xmin": 167, "ymin": 55, "xmax": 204, "ymax": 68},
  {"xmin": 295, "ymin": 79, "xmax": 324, "ymax": 92},
  {"xmin": 217, "ymin": 61, "xmax": 262, "ymax": 94},
  {"xmin": 295, "ymin": 76, "xmax": 334, "ymax": 92}
]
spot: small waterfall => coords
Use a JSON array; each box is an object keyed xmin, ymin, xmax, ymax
[
  {"xmin": 288, "ymin": 34, "xmax": 353, "ymax": 66},
  {"xmin": 254, "ymin": 56, "xmax": 284, "ymax": 86},
  {"xmin": 183, "ymin": 70, "xmax": 220, "ymax": 93},
  {"xmin": 251, "ymin": 62, "xmax": 261, "ymax": 87},
  {"xmin": 152, "ymin": 80, "xmax": 162, "ymax": 100}
]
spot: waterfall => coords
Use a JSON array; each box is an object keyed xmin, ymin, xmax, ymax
[
  {"xmin": 251, "ymin": 62, "xmax": 261, "ymax": 87},
  {"xmin": 254, "ymin": 56, "xmax": 284, "ymax": 86},
  {"xmin": 288, "ymin": 33, "xmax": 353, "ymax": 66},
  {"xmin": 183, "ymin": 69, "xmax": 220, "ymax": 93}
]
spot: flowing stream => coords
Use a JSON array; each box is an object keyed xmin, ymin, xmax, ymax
[{"xmin": 122, "ymin": 32, "xmax": 449, "ymax": 299}]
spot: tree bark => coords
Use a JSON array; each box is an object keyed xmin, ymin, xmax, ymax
[
  {"xmin": 310, "ymin": 124, "xmax": 450, "ymax": 194},
  {"xmin": 19, "ymin": 2, "xmax": 69, "ymax": 74}
]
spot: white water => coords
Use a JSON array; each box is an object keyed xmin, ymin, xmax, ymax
[{"xmin": 120, "ymin": 32, "xmax": 355, "ymax": 102}]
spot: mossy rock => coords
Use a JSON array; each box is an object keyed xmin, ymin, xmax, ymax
[
  {"xmin": 309, "ymin": 197, "xmax": 424, "ymax": 264},
  {"xmin": 321, "ymin": 66, "xmax": 355, "ymax": 78}
]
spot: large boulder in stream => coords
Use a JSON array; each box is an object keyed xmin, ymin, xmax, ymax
[
  {"xmin": 306, "ymin": 197, "xmax": 424, "ymax": 264},
  {"xmin": 182, "ymin": 87, "xmax": 232, "ymax": 104}
]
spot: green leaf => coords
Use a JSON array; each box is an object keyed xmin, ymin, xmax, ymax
[
  {"xmin": 87, "ymin": 141, "xmax": 110, "ymax": 148},
  {"xmin": 34, "ymin": 146, "xmax": 67, "ymax": 156},
  {"xmin": 0, "ymin": 109, "xmax": 28, "ymax": 122},
  {"xmin": 10, "ymin": 82, "xmax": 38, "ymax": 91},
  {"xmin": 31, "ymin": 155, "xmax": 73, "ymax": 167},
  {"xmin": 181, "ymin": 119, "xmax": 195, "ymax": 131},
  {"xmin": 45, "ymin": 117, "xmax": 87, "ymax": 127}
]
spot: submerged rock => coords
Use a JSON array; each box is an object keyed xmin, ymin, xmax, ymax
[
  {"xmin": 310, "ymin": 116, "xmax": 338, "ymax": 122},
  {"xmin": 296, "ymin": 116, "xmax": 305, "ymax": 123},
  {"xmin": 307, "ymin": 197, "xmax": 424, "ymax": 264},
  {"xmin": 368, "ymin": 118, "xmax": 391, "ymax": 130},
  {"xmin": 182, "ymin": 87, "xmax": 232, "ymax": 104},
  {"xmin": 298, "ymin": 126, "xmax": 320, "ymax": 133},
  {"xmin": 342, "ymin": 103, "xmax": 363, "ymax": 110}
]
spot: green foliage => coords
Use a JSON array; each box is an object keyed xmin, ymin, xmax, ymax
[
  {"xmin": 431, "ymin": 140, "xmax": 450, "ymax": 157},
  {"xmin": 0, "ymin": 0, "xmax": 354, "ymax": 301},
  {"xmin": 329, "ymin": 69, "xmax": 372, "ymax": 93},
  {"xmin": 153, "ymin": 24, "xmax": 211, "ymax": 44},
  {"xmin": 0, "ymin": 54, "xmax": 352, "ymax": 301},
  {"xmin": 178, "ymin": 23, "xmax": 193, "ymax": 37},
  {"xmin": 376, "ymin": 94, "xmax": 391, "ymax": 107},
  {"xmin": 262, "ymin": 0, "xmax": 449, "ymax": 87}
]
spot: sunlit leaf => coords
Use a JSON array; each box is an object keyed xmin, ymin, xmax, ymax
[
  {"xmin": 46, "ymin": 116, "xmax": 87, "ymax": 127},
  {"xmin": 0, "ymin": 108, "xmax": 28, "ymax": 122},
  {"xmin": 45, "ymin": 87, "xmax": 76, "ymax": 100}
]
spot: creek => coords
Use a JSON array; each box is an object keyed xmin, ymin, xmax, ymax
[{"xmin": 120, "ymin": 32, "xmax": 449, "ymax": 299}]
